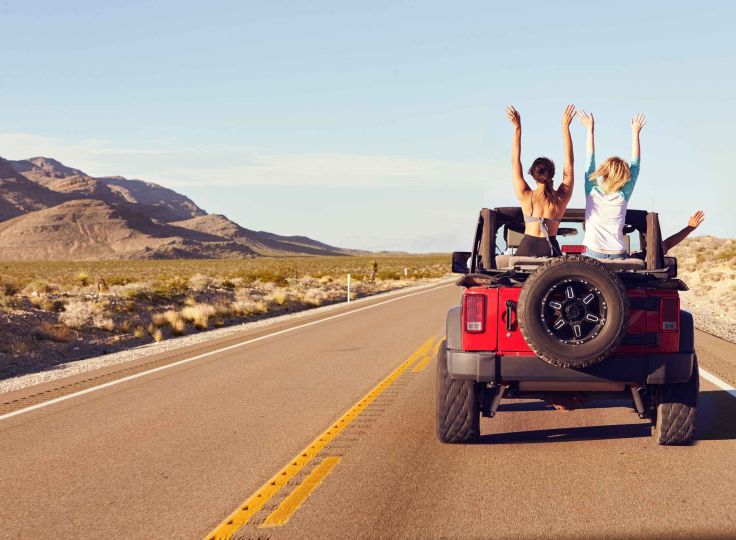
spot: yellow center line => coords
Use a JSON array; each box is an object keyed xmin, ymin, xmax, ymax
[
  {"xmin": 260, "ymin": 457, "xmax": 341, "ymax": 528},
  {"xmin": 412, "ymin": 337, "xmax": 444, "ymax": 373},
  {"xmin": 204, "ymin": 334, "xmax": 436, "ymax": 540}
]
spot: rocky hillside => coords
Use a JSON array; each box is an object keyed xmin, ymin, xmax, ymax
[
  {"xmin": 0, "ymin": 156, "xmax": 357, "ymax": 260},
  {"xmin": 669, "ymin": 236, "xmax": 736, "ymax": 342}
]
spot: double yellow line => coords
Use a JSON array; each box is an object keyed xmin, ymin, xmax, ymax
[{"xmin": 205, "ymin": 335, "xmax": 442, "ymax": 539}]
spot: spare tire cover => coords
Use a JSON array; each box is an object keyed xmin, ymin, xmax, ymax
[{"xmin": 518, "ymin": 256, "xmax": 629, "ymax": 369}]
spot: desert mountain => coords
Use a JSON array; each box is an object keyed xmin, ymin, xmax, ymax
[
  {"xmin": 172, "ymin": 215, "xmax": 354, "ymax": 257},
  {"xmin": 0, "ymin": 156, "xmax": 356, "ymax": 260},
  {"xmin": 0, "ymin": 158, "xmax": 68, "ymax": 220},
  {"xmin": 9, "ymin": 157, "xmax": 205, "ymax": 222}
]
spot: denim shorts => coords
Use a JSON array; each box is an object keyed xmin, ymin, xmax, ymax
[{"xmin": 585, "ymin": 248, "xmax": 627, "ymax": 260}]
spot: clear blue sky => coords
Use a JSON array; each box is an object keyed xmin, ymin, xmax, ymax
[{"xmin": 1, "ymin": 1, "xmax": 734, "ymax": 251}]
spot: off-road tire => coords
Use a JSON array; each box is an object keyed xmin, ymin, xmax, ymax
[
  {"xmin": 518, "ymin": 256, "xmax": 629, "ymax": 369},
  {"xmin": 652, "ymin": 358, "xmax": 699, "ymax": 445},
  {"xmin": 436, "ymin": 340, "xmax": 480, "ymax": 443}
]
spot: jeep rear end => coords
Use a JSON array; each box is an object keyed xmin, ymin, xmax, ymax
[{"xmin": 436, "ymin": 208, "xmax": 698, "ymax": 446}]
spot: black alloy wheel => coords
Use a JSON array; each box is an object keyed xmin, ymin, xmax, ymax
[
  {"xmin": 518, "ymin": 256, "xmax": 629, "ymax": 369},
  {"xmin": 541, "ymin": 278, "xmax": 607, "ymax": 344}
]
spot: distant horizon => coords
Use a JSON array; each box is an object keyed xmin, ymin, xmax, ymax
[
  {"xmin": 1, "ymin": 151, "xmax": 733, "ymax": 254},
  {"xmin": 1, "ymin": 1, "xmax": 734, "ymax": 250}
]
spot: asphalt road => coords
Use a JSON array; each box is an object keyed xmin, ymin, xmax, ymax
[{"xmin": 1, "ymin": 282, "xmax": 735, "ymax": 539}]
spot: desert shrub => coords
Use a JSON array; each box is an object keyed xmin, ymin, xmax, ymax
[
  {"xmin": 163, "ymin": 310, "xmax": 186, "ymax": 335},
  {"xmin": 189, "ymin": 273, "xmax": 213, "ymax": 292},
  {"xmin": 23, "ymin": 280, "xmax": 55, "ymax": 295},
  {"xmin": 150, "ymin": 327, "xmax": 164, "ymax": 342},
  {"xmin": 92, "ymin": 316, "xmax": 115, "ymax": 332},
  {"xmin": 232, "ymin": 299, "xmax": 269, "ymax": 316},
  {"xmin": 59, "ymin": 300, "xmax": 96, "ymax": 328},
  {"xmin": 152, "ymin": 276, "xmax": 189, "ymax": 297},
  {"xmin": 105, "ymin": 275, "xmax": 135, "ymax": 286},
  {"xmin": 220, "ymin": 279, "xmax": 236, "ymax": 290},
  {"xmin": 119, "ymin": 283, "xmax": 150, "ymax": 301},
  {"xmin": 266, "ymin": 289, "xmax": 289, "ymax": 306},
  {"xmin": 181, "ymin": 303, "xmax": 216, "ymax": 330},
  {"xmin": 152, "ymin": 312, "xmax": 168, "ymax": 328},
  {"xmin": 1, "ymin": 281, "xmax": 20, "ymax": 296},
  {"xmin": 133, "ymin": 325, "xmax": 145, "ymax": 338},
  {"xmin": 302, "ymin": 288, "xmax": 327, "ymax": 306},
  {"xmin": 118, "ymin": 319, "xmax": 132, "ymax": 333},
  {"xmin": 75, "ymin": 271, "xmax": 91, "ymax": 287},
  {"xmin": 33, "ymin": 322, "xmax": 71, "ymax": 342},
  {"xmin": 29, "ymin": 296, "xmax": 65, "ymax": 312}
]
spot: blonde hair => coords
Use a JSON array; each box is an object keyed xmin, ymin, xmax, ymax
[{"xmin": 588, "ymin": 156, "xmax": 631, "ymax": 194}]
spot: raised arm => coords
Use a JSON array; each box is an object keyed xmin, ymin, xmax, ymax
[
  {"xmin": 631, "ymin": 112, "xmax": 646, "ymax": 161},
  {"xmin": 505, "ymin": 106, "xmax": 530, "ymax": 199},
  {"xmin": 558, "ymin": 104, "xmax": 576, "ymax": 201},
  {"xmin": 620, "ymin": 112, "xmax": 646, "ymax": 201},
  {"xmin": 577, "ymin": 110, "xmax": 596, "ymax": 194},
  {"xmin": 663, "ymin": 210, "xmax": 705, "ymax": 253}
]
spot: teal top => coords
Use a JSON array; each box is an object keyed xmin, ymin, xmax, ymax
[{"xmin": 584, "ymin": 153, "xmax": 641, "ymax": 201}]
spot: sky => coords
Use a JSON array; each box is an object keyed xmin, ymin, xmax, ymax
[{"xmin": 0, "ymin": 0, "xmax": 734, "ymax": 252}]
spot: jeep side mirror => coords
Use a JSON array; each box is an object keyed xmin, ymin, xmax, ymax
[{"xmin": 452, "ymin": 251, "xmax": 471, "ymax": 274}]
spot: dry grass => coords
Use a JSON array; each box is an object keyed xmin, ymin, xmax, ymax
[
  {"xmin": 59, "ymin": 300, "xmax": 96, "ymax": 329},
  {"xmin": 181, "ymin": 304, "xmax": 216, "ymax": 330},
  {"xmin": 33, "ymin": 323, "xmax": 71, "ymax": 342},
  {"xmin": 0, "ymin": 254, "xmax": 449, "ymax": 365},
  {"xmin": 0, "ymin": 254, "xmax": 448, "ymax": 290},
  {"xmin": 164, "ymin": 310, "xmax": 186, "ymax": 335}
]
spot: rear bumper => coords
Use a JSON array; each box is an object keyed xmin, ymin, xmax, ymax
[{"xmin": 446, "ymin": 350, "xmax": 694, "ymax": 384}]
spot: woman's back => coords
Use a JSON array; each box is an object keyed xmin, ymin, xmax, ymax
[
  {"xmin": 505, "ymin": 105, "xmax": 577, "ymax": 257},
  {"xmin": 521, "ymin": 187, "xmax": 566, "ymax": 238}
]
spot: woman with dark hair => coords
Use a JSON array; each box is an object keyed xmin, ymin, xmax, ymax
[{"xmin": 505, "ymin": 105, "xmax": 577, "ymax": 256}]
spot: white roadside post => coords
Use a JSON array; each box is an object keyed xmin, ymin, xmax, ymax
[{"xmin": 347, "ymin": 273, "xmax": 351, "ymax": 303}]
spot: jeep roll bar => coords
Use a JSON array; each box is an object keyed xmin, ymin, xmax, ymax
[{"xmin": 471, "ymin": 207, "xmax": 665, "ymax": 272}]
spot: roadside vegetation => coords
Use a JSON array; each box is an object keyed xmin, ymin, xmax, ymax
[
  {"xmin": 0, "ymin": 255, "xmax": 449, "ymax": 379},
  {"xmin": 669, "ymin": 236, "xmax": 736, "ymax": 342}
]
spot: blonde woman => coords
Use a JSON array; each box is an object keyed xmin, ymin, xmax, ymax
[
  {"xmin": 578, "ymin": 111, "xmax": 646, "ymax": 259},
  {"xmin": 505, "ymin": 104, "xmax": 577, "ymax": 257}
]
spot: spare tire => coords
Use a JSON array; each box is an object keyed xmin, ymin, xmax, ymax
[{"xmin": 518, "ymin": 256, "xmax": 629, "ymax": 369}]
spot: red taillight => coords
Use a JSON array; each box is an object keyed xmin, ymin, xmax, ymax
[
  {"xmin": 660, "ymin": 297, "xmax": 679, "ymax": 332},
  {"xmin": 562, "ymin": 245, "xmax": 586, "ymax": 253},
  {"xmin": 464, "ymin": 294, "xmax": 486, "ymax": 333}
]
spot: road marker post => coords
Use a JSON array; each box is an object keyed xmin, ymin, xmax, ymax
[{"xmin": 347, "ymin": 273, "xmax": 351, "ymax": 303}]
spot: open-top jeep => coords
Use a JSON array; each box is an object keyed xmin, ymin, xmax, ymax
[{"xmin": 437, "ymin": 207, "xmax": 698, "ymax": 445}]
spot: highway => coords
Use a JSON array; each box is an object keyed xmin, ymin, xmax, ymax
[{"xmin": 1, "ymin": 282, "xmax": 735, "ymax": 539}]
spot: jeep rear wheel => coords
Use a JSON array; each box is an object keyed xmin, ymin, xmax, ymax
[
  {"xmin": 652, "ymin": 358, "xmax": 699, "ymax": 445},
  {"xmin": 436, "ymin": 340, "xmax": 480, "ymax": 443},
  {"xmin": 518, "ymin": 256, "xmax": 629, "ymax": 369}
]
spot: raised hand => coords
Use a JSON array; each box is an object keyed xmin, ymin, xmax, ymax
[
  {"xmin": 505, "ymin": 106, "xmax": 521, "ymax": 129},
  {"xmin": 578, "ymin": 110, "xmax": 594, "ymax": 131},
  {"xmin": 631, "ymin": 112, "xmax": 647, "ymax": 133},
  {"xmin": 562, "ymin": 104, "xmax": 576, "ymax": 127},
  {"xmin": 688, "ymin": 210, "xmax": 705, "ymax": 229}
]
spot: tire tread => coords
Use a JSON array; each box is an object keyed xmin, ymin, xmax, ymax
[{"xmin": 436, "ymin": 341, "xmax": 480, "ymax": 443}]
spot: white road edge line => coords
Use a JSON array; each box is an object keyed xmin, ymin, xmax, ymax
[
  {"xmin": 699, "ymin": 367, "xmax": 736, "ymax": 398},
  {"xmin": 1, "ymin": 282, "xmax": 455, "ymax": 422}
]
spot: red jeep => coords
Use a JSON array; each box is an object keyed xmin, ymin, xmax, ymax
[{"xmin": 437, "ymin": 207, "xmax": 698, "ymax": 445}]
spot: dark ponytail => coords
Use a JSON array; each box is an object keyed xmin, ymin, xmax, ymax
[{"xmin": 528, "ymin": 157, "xmax": 559, "ymax": 206}]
